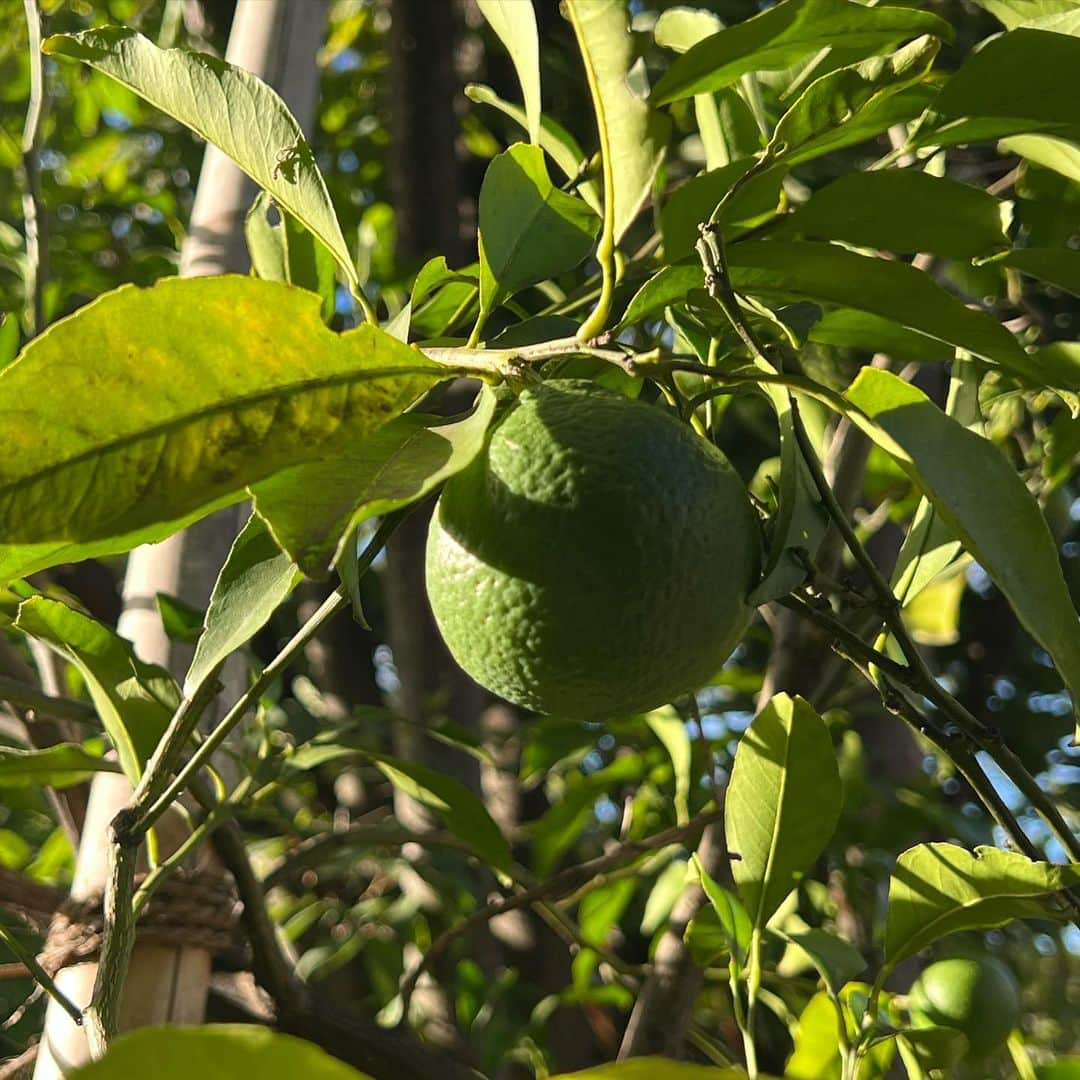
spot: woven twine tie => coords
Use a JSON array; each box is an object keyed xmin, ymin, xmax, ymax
[{"xmin": 38, "ymin": 868, "xmax": 238, "ymax": 975}]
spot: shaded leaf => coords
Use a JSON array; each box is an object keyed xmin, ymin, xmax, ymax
[
  {"xmin": 477, "ymin": 0, "xmax": 541, "ymax": 145},
  {"xmin": 0, "ymin": 314, "xmax": 17, "ymax": 371},
  {"xmin": 552, "ymin": 1062, "xmax": 752, "ymax": 1080},
  {"xmin": 774, "ymin": 928, "xmax": 865, "ymax": 997},
  {"xmin": 0, "ymin": 743, "xmax": 119, "ymax": 789},
  {"xmin": 726, "ymin": 694, "xmax": 841, "ymax": 929},
  {"xmin": 44, "ymin": 28, "xmax": 357, "ymax": 288},
  {"xmin": 15, "ymin": 597, "xmax": 179, "ymax": 782},
  {"xmin": 807, "ymin": 309, "xmax": 952, "ymax": 364},
  {"xmin": 694, "ymin": 854, "xmax": 752, "ymax": 969},
  {"xmin": 883, "ymin": 843, "xmax": 1080, "ymax": 969},
  {"xmin": 646, "ymin": 706, "xmax": 691, "ymax": 825},
  {"xmin": 67, "ymin": 1025, "xmax": 370, "ymax": 1080},
  {"xmin": 478, "ymin": 143, "xmax": 599, "ymax": 318},
  {"xmin": 0, "ymin": 277, "xmax": 445, "ymax": 584},
  {"xmin": 777, "ymin": 170, "xmax": 1008, "ymax": 259},
  {"xmin": 184, "ymin": 514, "xmax": 299, "ymax": 698},
  {"xmin": 245, "ymin": 191, "xmax": 337, "ymax": 324},
  {"xmin": 651, "ymin": 0, "xmax": 950, "ymax": 105},
  {"xmin": 918, "ymin": 29, "xmax": 1080, "ymax": 147},
  {"xmin": 1002, "ymin": 247, "xmax": 1080, "ymax": 297},
  {"xmin": 846, "ymin": 368, "xmax": 1080, "ymax": 730},
  {"xmin": 252, "ymin": 387, "xmax": 496, "ymax": 578},
  {"xmin": 566, "ymin": 0, "xmax": 671, "ymax": 243}
]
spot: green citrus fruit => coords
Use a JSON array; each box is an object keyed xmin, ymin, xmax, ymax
[
  {"xmin": 425, "ymin": 379, "xmax": 760, "ymax": 719},
  {"xmin": 908, "ymin": 957, "xmax": 1021, "ymax": 1057}
]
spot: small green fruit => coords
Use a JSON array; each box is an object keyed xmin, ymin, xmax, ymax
[
  {"xmin": 425, "ymin": 380, "xmax": 760, "ymax": 719},
  {"xmin": 908, "ymin": 956, "xmax": 1021, "ymax": 1057}
]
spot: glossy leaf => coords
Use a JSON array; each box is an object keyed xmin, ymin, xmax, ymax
[
  {"xmin": 726, "ymin": 694, "xmax": 841, "ymax": 930},
  {"xmin": 477, "ymin": 0, "xmax": 541, "ymax": 146},
  {"xmin": 184, "ymin": 514, "xmax": 299, "ymax": 697},
  {"xmin": 464, "ymin": 85, "xmax": 601, "ymax": 213},
  {"xmin": 14, "ymin": 597, "xmax": 179, "ymax": 782},
  {"xmin": 883, "ymin": 843, "xmax": 1080, "ymax": 969},
  {"xmin": 846, "ymin": 368, "xmax": 1080, "ymax": 729},
  {"xmin": 44, "ymin": 28, "xmax": 357, "ymax": 288},
  {"xmin": 618, "ymin": 264, "xmax": 704, "ymax": 329},
  {"xmin": 651, "ymin": 0, "xmax": 950, "ymax": 105},
  {"xmin": 67, "ymin": 1025, "xmax": 370, "ymax": 1080},
  {"xmin": 565, "ymin": 0, "xmax": 671, "ymax": 243},
  {"xmin": 252, "ymin": 386, "xmax": 496, "ymax": 578},
  {"xmin": 478, "ymin": 143, "xmax": 599, "ymax": 318},
  {"xmin": 725, "ymin": 241, "xmax": 1036, "ymax": 379},
  {"xmin": 777, "ymin": 170, "xmax": 1008, "ymax": 259},
  {"xmin": 1002, "ymin": 247, "xmax": 1080, "ymax": 297},
  {"xmin": 765, "ymin": 36, "xmax": 940, "ymax": 168},
  {"xmin": 0, "ymin": 277, "xmax": 445, "ymax": 584},
  {"xmin": 918, "ymin": 29, "xmax": 1080, "ymax": 147},
  {"xmin": 245, "ymin": 191, "xmax": 337, "ymax": 323},
  {"xmin": 0, "ymin": 743, "xmax": 119, "ymax": 789}
]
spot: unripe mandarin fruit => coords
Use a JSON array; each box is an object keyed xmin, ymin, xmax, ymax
[
  {"xmin": 425, "ymin": 380, "xmax": 759, "ymax": 719},
  {"xmin": 909, "ymin": 957, "xmax": 1021, "ymax": 1057}
]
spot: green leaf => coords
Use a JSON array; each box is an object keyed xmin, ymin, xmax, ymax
[
  {"xmin": 777, "ymin": 170, "xmax": 1009, "ymax": 259},
  {"xmin": 14, "ymin": 597, "xmax": 179, "ymax": 782},
  {"xmin": 807, "ymin": 310, "xmax": 953, "ymax": 364},
  {"xmin": 845, "ymin": 368, "xmax": 1080, "ymax": 731},
  {"xmin": 918, "ymin": 29, "xmax": 1080, "ymax": 147},
  {"xmin": 774, "ymin": 928, "xmax": 865, "ymax": 997},
  {"xmin": 693, "ymin": 854, "xmax": 752, "ymax": 969},
  {"xmin": 566, "ymin": 0, "xmax": 671, "ymax": 243},
  {"xmin": 0, "ymin": 277, "xmax": 444, "ymax": 583},
  {"xmin": 477, "ymin": 0, "xmax": 541, "ymax": 146},
  {"xmin": 973, "ymin": 0, "xmax": 1078, "ymax": 28},
  {"xmin": 0, "ymin": 743, "xmax": 119, "ymax": 789},
  {"xmin": 1000, "ymin": 134, "xmax": 1080, "ymax": 183},
  {"xmin": 366, "ymin": 752, "xmax": 513, "ymax": 875},
  {"xmin": 646, "ymin": 706, "xmax": 692, "ymax": 826},
  {"xmin": 764, "ymin": 36, "xmax": 940, "ymax": 167},
  {"xmin": 464, "ymin": 84, "xmax": 602, "ymax": 214},
  {"xmin": 44, "ymin": 28, "xmax": 357, "ymax": 289},
  {"xmin": 252, "ymin": 386, "xmax": 496, "ymax": 578},
  {"xmin": 67, "ymin": 1025, "xmax": 371, "ymax": 1080},
  {"xmin": 245, "ymin": 191, "xmax": 337, "ymax": 324},
  {"xmin": 551, "ymin": 1062, "xmax": 751, "ymax": 1080},
  {"xmin": 883, "ymin": 843, "xmax": 1080, "ymax": 970},
  {"xmin": 478, "ymin": 143, "xmax": 599, "ymax": 318},
  {"xmin": 641, "ymin": 859, "xmax": 690, "ymax": 936},
  {"xmin": 726, "ymin": 694, "xmax": 841, "ymax": 930},
  {"xmin": 184, "ymin": 514, "xmax": 299, "ymax": 698},
  {"xmin": 651, "ymin": 0, "xmax": 951, "ymax": 106},
  {"xmin": 787, "ymin": 988, "xmax": 895, "ymax": 1079},
  {"xmin": 892, "ymin": 1026, "xmax": 969, "ymax": 1073},
  {"xmin": 0, "ymin": 314, "xmax": 18, "ymax": 371},
  {"xmin": 725, "ymin": 241, "xmax": 1036, "ymax": 380},
  {"xmin": 653, "ymin": 8, "xmax": 723, "ymax": 54},
  {"xmin": 1002, "ymin": 247, "xmax": 1080, "ymax": 296},
  {"xmin": 661, "ymin": 160, "xmax": 785, "ymax": 262},
  {"xmin": 618, "ymin": 264, "xmax": 704, "ymax": 328}
]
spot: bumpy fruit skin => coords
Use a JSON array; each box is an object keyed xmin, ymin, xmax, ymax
[
  {"xmin": 425, "ymin": 379, "xmax": 760, "ymax": 719},
  {"xmin": 909, "ymin": 957, "xmax": 1021, "ymax": 1057}
]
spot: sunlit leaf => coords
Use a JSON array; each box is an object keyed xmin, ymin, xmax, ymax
[
  {"xmin": 477, "ymin": 0, "xmax": 541, "ymax": 146},
  {"xmin": 726, "ymin": 694, "xmax": 841, "ymax": 930},
  {"xmin": 566, "ymin": 0, "xmax": 671, "ymax": 243},
  {"xmin": 44, "ymin": 28, "xmax": 358, "ymax": 288},
  {"xmin": 15, "ymin": 598, "xmax": 179, "ymax": 782},
  {"xmin": 883, "ymin": 843, "xmax": 1080, "ymax": 970},
  {"xmin": 184, "ymin": 514, "xmax": 299, "ymax": 698},
  {"xmin": 0, "ymin": 743, "xmax": 119, "ymax": 789},
  {"xmin": 0, "ymin": 277, "xmax": 445, "ymax": 583},
  {"xmin": 651, "ymin": 0, "xmax": 950, "ymax": 105}
]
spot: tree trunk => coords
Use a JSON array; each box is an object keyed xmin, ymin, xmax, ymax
[{"xmin": 34, "ymin": 6, "xmax": 326, "ymax": 1074}]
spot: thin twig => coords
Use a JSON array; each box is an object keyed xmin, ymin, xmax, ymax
[
  {"xmin": 20, "ymin": 0, "xmax": 47, "ymax": 337},
  {"xmin": 0, "ymin": 925, "xmax": 82, "ymax": 1027}
]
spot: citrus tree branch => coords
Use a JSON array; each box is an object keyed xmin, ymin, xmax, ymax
[{"xmin": 20, "ymin": 0, "xmax": 47, "ymax": 337}]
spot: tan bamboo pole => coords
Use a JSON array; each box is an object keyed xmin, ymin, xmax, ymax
[{"xmin": 34, "ymin": 5, "xmax": 326, "ymax": 1074}]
